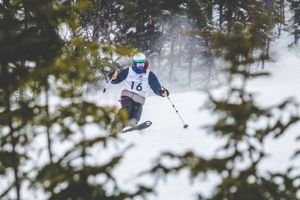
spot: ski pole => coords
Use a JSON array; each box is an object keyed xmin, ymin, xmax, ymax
[
  {"xmin": 167, "ymin": 96, "xmax": 189, "ymax": 129},
  {"xmin": 103, "ymin": 77, "xmax": 113, "ymax": 93}
]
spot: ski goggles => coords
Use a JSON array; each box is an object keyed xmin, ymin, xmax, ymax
[{"xmin": 134, "ymin": 62, "xmax": 145, "ymax": 68}]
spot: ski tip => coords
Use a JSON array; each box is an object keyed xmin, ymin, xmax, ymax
[{"xmin": 183, "ymin": 124, "xmax": 188, "ymax": 129}]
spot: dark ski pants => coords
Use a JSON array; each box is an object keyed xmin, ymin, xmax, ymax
[{"xmin": 120, "ymin": 96, "xmax": 143, "ymax": 123}]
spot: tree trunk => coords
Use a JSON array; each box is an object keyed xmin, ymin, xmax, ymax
[
  {"xmin": 5, "ymin": 90, "xmax": 21, "ymax": 200},
  {"xmin": 45, "ymin": 82, "xmax": 53, "ymax": 164},
  {"xmin": 188, "ymin": 40, "xmax": 194, "ymax": 86},
  {"xmin": 168, "ymin": 38, "xmax": 175, "ymax": 82}
]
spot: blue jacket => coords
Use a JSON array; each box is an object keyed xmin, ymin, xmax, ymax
[{"xmin": 112, "ymin": 68, "xmax": 164, "ymax": 96}]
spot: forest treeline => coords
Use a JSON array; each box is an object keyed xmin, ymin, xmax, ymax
[
  {"xmin": 79, "ymin": 0, "xmax": 299, "ymax": 87},
  {"xmin": 0, "ymin": 0, "xmax": 300, "ymax": 199}
]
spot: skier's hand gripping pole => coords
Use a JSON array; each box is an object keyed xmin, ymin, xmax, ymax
[{"xmin": 166, "ymin": 96, "xmax": 189, "ymax": 129}]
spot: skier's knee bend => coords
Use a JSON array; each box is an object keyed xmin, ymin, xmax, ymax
[{"xmin": 119, "ymin": 95, "xmax": 143, "ymax": 126}]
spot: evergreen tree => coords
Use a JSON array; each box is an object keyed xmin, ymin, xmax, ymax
[
  {"xmin": 289, "ymin": 0, "xmax": 300, "ymax": 46},
  {"xmin": 0, "ymin": 0, "xmax": 151, "ymax": 199},
  {"xmin": 114, "ymin": 0, "xmax": 162, "ymax": 53},
  {"xmin": 0, "ymin": 1, "xmax": 63, "ymax": 198},
  {"xmin": 79, "ymin": 0, "xmax": 122, "ymax": 43}
]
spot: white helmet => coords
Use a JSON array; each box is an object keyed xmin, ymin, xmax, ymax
[{"xmin": 133, "ymin": 53, "xmax": 146, "ymax": 63}]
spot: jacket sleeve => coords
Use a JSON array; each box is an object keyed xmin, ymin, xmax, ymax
[
  {"xmin": 148, "ymin": 71, "xmax": 163, "ymax": 96},
  {"xmin": 111, "ymin": 68, "xmax": 129, "ymax": 84}
]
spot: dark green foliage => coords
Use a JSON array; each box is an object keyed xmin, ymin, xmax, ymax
[
  {"xmin": 80, "ymin": 0, "xmax": 167, "ymax": 53},
  {"xmin": 0, "ymin": 0, "xmax": 149, "ymax": 199},
  {"xmin": 0, "ymin": 1, "xmax": 65, "ymax": 199},
  {"xmin": 186, "ymin": 0, "xmax": 213, "ymax": 28},
  {"xmin": 0, "ymin": 0, "xmax": 63, "ymax": 64}
]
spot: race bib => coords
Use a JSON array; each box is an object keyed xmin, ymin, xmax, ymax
[{"xmin": 123, "ymin": 68, "xmax": 151, "ymax": 97}]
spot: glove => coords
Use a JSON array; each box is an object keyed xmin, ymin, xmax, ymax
[
  {"xmin": 108, "ymin": 70, "xmax": 119, "ymax": 80},
  {"xmin": 161, "ymin": 88, "xmax": 169, "ymax": 97}
]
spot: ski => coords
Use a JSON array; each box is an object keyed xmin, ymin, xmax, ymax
[{"xmin": 121, "ymin": 121, "xmax": 152, "ymax": 133}]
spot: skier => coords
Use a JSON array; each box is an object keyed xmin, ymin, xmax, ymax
[{"xmin": 109, "ymin": 52, "xmax": 169, "ymax": 131}]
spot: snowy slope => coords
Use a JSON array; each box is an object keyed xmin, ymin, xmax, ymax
[
  {"xmin": 101, "ymin": 37, "xmax": 300, "ymax": 200},
  {"xmin": 112, "ymin": 92, "xmax": 222, "ymax": 199}
]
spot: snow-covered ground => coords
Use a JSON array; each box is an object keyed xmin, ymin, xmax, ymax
[{"xmin": 97, "ymin": 33, "xmax": 300, "ymax": 200}]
